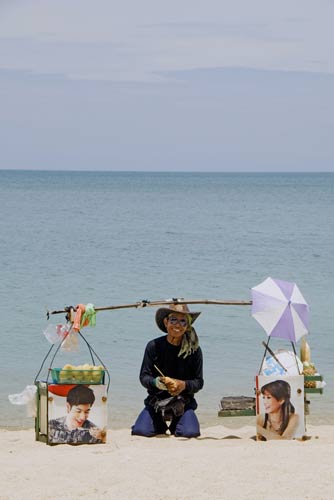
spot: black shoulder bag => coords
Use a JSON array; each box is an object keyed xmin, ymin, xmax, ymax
[{"xmin": 153, "ymin": 395, "xmax": 185, "ymax": 421}]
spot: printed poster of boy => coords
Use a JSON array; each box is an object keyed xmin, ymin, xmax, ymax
[
  {"xmin": 256, "ymin": 375, "xmax": 305, "ymax": 441},
  {"xmin": 47, "ymin": 384, "xmax": 107, "ymax": 445}
]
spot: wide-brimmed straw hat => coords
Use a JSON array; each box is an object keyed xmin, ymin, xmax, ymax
[{"xmin": 155, "ymin": 303, "xmax": 201, "ymax": 333}]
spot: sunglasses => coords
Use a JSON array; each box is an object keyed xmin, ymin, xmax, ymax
[{"xmin": 168, "ymin": 317, "xmax": 188, "ymax": 327}]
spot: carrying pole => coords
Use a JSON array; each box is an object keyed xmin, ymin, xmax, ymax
[{"xmin": 46, "ymin": 298, "xmax": 252, "ymax": 319}]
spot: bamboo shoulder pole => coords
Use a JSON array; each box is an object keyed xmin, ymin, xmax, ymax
[{"xmin": 47, "ymin": 298, "xmax": 252, "ymax": 319}]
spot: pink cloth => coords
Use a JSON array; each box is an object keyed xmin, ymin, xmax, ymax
[{"xmin": 72, "ymin": 304, "xmax": 89, "ymax": 331}]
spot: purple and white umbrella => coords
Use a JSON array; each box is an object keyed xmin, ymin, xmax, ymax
[{"xmin": 251, "ymin": 277, "xmax": 310, "ymax": 342}]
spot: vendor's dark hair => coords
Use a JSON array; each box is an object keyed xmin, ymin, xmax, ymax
[
  {"xmin": 67, "ymin": 385, "xmax": 95, "ymax": 407},
  {"xmin": 261, "ymin": 379, "xmax": 295, "ymax": 435}
]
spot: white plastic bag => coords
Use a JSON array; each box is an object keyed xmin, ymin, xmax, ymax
[
  {"xmin": 8, "ymin": 385, "xmax": 37, "ymax": 417},
  {"xmin": 43, "ymin": 323, "xmax": 69, "ymax": 344},
  {"xmin": 61, "ymin": 328, "xmax": 79, "ymax": 352},
  {"xmin": 262, "ymin": 350, "xmax": 303, "ymax": 376}
]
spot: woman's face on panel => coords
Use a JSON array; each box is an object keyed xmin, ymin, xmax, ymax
[{"xmin": 262, "ymin": 390, "xmax": 284, "ymax": 414}]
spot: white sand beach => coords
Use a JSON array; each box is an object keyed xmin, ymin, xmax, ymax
[{"xmin": 1, "ymin": 424, "xmax": 333, "ymax": 500}]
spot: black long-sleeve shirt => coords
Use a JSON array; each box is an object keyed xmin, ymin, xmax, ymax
[{"xmin": 139, "ymin": 335, "xmax": 204, "ymax": 407}]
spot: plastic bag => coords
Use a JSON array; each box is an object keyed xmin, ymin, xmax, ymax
[
  {"xmin": 43, "ymin": 323, "xmax": 70, "ymax": 344},
  {"xmin": 61, "ymin": 329, "xmax": 79, "ymax": 352},
  {"xmin": 8, "ymin": 385, "xmax": 37, "ymax": 417},
  {"xmin": 262, "ymin": 350, "xmax": 303, "ymax": 376}
]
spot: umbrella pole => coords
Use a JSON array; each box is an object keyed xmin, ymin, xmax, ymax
[
  {"xmin": 261, "ymin": 341, "xmax": 288, "ymax": 373},
  {"xmin": 291, "ymin": 341, "xmax": 302, "ymax": 375},
  {"xmin": 258, "ymin": 338, "xmax": 271, "ymax": 375}
]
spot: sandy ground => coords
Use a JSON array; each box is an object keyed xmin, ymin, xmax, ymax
[{"xmin": 0, "ymin": 424, "xmax": 333, "ymax": 500}]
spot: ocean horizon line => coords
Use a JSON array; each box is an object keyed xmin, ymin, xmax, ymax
[{"xmin": 0, "ymin": 168, "xmax": 333, "ymax": 174}]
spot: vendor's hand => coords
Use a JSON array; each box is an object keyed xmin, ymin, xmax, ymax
[
  {"xmin": 161, "ymin": 376, "xmax": 174, "ymax": 393},
  {"xmin": 154, "ymin": 377, "xmax": 168, "ymax": 390},
  {"xmin": 161, "ymin": 377, "xmax": 186, "ymax": 396}
]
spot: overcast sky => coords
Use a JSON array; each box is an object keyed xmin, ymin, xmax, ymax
[{"xmin": 1, "ymin": 0, "xmax": 333, "ymax": 171}]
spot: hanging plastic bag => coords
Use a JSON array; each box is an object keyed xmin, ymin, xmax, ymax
[
  {"xmin": 8, "ymin": 385, "xmax": 37, "ymax": 417},
  {"xmin": 43, "ymin": 324, "xmax": 70, "ymax": 344},
  {"xmin": 61, "ymin": 328, "xmax": 79, "ymax": 352}
]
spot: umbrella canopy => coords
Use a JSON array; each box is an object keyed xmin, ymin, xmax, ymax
[{"xmin": 251, "ymin": 277, "xmax": 310, "ymax": 342}]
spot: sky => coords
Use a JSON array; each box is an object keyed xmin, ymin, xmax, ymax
[{"xmin": 0, "ymin": 0, "xmax": 334, "ymax": 172}]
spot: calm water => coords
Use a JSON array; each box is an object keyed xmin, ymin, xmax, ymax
[{"xmin": 0, "ymin": 170, "xmax": 333, "ymax": 429}]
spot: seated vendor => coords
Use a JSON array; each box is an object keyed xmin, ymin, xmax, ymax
[{"xmin": 131, "ymin": 303, "xmax": 204, "ymax": 438}]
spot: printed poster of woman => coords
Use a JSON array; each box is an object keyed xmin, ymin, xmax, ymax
[{"xmin": 255, "ymin": 375, "xmax": 305, "ymax": 441}]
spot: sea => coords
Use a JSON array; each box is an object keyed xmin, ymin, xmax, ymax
[{"xmin": 0, "ymin": 170, "xmax": 333, "ymax": 430}]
